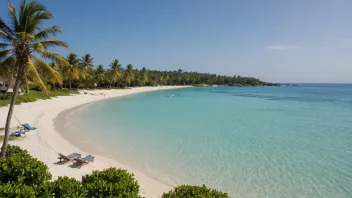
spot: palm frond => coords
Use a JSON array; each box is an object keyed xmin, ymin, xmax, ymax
[
  {"xmin": 0, "ymin": 17, "xmax": 14, "ymax": 37},
  {"xmin": 0, "ymin": 49, "xmax": 13, "ymax": 61},
  {"xmin": 0, "ymin": 30, "xmax": 13, "ymax": 43},
  {"xmin": 0, "ymin": 43, "xmax": 10, "ymax": 49},
  {"xmin": 32, "ymin": 55, "xmax": 63, "ymax": 85},
  {"xmin": 6, "ymin": 2, "xmax": 19, "ymax": 32},
  {"xmin": 79, "ymin": 69, "xmax": 87, "ymax": 79},
  {"xmin": 19, "ymin": 0, "xmax": 53, "ymax": 33},
  {"xmin": 63, "ymin": 65, "xmax": 80, "ymax": 81},
  {"xmin": 34, "ymin": 39, "xmax": 69, "ymax": 49},
  {"xmin": 32, "ymin": 42, "xmax": 45, "ymax": 53},
  {"xmin": 0, "ymin": 56, "xmax": 15, "ymax": 68},
  {"xmin": 27, "ymin": 58, "xmax": 48, "ymax": 94},
  {"xmin": 34, "ymin": 25, "xmax": 63, "ymax": 41},
  {"xmin": 26, "ymin": 1, "xmax": 49, "ymax": 17},
  {"xmin": 40, "ymin": 51, "xmax": 69, "ymax": 65}
]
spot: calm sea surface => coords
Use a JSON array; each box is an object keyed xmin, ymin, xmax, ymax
[{"xmin": 67, "ymin": 84, "xmax": 352, "ymax": 198}]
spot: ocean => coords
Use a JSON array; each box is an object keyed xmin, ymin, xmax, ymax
[{"xmin": 66, "ymin": 84, "xmax": 352, "ymax": 198}]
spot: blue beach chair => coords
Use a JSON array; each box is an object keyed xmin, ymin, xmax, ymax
[
  {"xmin": 73, "ymin": 155, "xmax": 95, "ymax": 168},
  {"xmin": 10, "ymin": 129, "xmax": 25, "ymax": 136},
  {"xmin": 22, "ymin": 123, "xmax": 37, "ymax": 131}
]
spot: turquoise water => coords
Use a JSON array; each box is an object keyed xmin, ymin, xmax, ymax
[{"xmin": 68, "ymin": 85, "xmax": 352, "ymax": 197}]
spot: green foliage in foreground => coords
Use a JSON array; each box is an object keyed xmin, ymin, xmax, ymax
[
  {"xmin": 162, "ymin": 184, "xmax": 230, "ymax": 198},
  {"xmin": 82, "ymin": 167, "xmax": 141, "ymax": 198},
  {"xmin": 0, "ymin": 90, "xmax": 79, "ymax": 107},
  {"xmin": 0, "ymin": 145, "xmax": 229, "ymax": 197},
  {"xmin": 40, "ymin": 176, "xmax": 87, "ymax": 198},
  {"xmin": 3, "ymin": 145, "xmax": 29, "ymax": 158},
  {"xmin": 0, "ymin": 182, "xmax": 37, "ymax": 198},
  {"xmin": 0, "ymin": 145, "xmax": 52, "ymax": 186}
]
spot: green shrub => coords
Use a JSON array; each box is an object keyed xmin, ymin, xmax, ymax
[
  {"xmin": 5, "ymin": 145, "xmax": 30, "ymax": 158},
  {"xmin": 162, "ymin": 185, "xmax": 230, "ymax": 198},
  {"xmin": 0, "ymin": 182, "xmax": 37, "ymax": 198},
  {"xmin": 82, "ymin": 167, "xmax": 141, "ymax": 198},
  {"xmin": 0, "ymin": 145, "xmax": 52, "ymax": 186},
  {"xmin": 38, "ymin": 176, "xmax": 87, "ymax": 198}
]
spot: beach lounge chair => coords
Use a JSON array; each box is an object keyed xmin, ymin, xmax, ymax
[
  {"xmin": 22, "ymin": 123, "xmax": 37, "ymax": 131},
  {"xmin": 10, "ymin": 129, "xmax": 25, "ymax": 137},
  {"xmin": 57, "ymin": 153, "xmax": 81, "ymax": 162},
  {"xmin": 73, "ymin": 155, "xmax": 95, "ymax": 168}
]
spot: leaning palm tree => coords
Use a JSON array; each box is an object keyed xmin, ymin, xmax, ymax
[
  {"xmin": 22, "ymin": 58, "xmax": 63, "ymax": 93},
  {"xmin": 108, "ymin": 59, "xmax": 121, "ymax": 87},
  {"xmin": 0, "ymin": 0, "xmax": 69, "ymax": 157}
]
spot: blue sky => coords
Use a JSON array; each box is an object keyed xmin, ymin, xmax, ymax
[{"xmin": 1, "ymin": 0, "xmax": 352, "ymax": 83}]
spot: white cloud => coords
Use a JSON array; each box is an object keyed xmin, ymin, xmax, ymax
[{"xmin": 267, "ymin": 45, "xmax": 302, "ymax": 50}]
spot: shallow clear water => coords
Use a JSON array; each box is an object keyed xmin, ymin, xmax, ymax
[{"xmin": 68, "ymin": 84, "xmax": 352, "ymax": 197}]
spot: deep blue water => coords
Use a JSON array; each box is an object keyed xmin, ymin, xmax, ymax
[{"xmin": 67, "ymin": 84, "xmax": 352, "ymax": 198}]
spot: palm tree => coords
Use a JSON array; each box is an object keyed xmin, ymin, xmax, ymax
[
  {"xmin": 0, "ymin": 0, "xmax": 69, "ymax": 157},
  {"xmin": 124, "ymin": 64, "xmax": 134, "ymax": 87},
  {"xmin": 78, "ymin": 54, "xmax": 94, "ymax": 88},
  {"xmin": 79, "ymin": 54, "xmax": 94, "ymax": 71},
  {"xmin": 108, "ymin": 59, "xmax": 121, "ymax": 87},
  {"xmin": 63, "ymin": 53, "xmax": 81, "ymax": 90},
  {"xmin": 95, "ymin": 65, "xmax": 105, "ymax": 86},
  {"xmin": 140, "ymin": 67, "xmax": 149, "ymax": 85}
]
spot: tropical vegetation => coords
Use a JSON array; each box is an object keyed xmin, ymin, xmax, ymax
[
  {"xmin": 162, "ymin": 185, "xmax": 230, "ymax": 198},
  {"xmin": 0, "ymin": 145, "xmax": 229, "ymax": 197},
  {"xmin": 0, "ymin": 0, "xmax": 69, "ymax": 157}
]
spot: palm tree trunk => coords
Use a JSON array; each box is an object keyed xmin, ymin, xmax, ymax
[
  {"xmin": 25, "ymin": 78, "xmax": 29, "ymax": 93},
  {"xmin": 0, "ymin": 66, "xmax": 25, "ymax": 158},
  {"xmin": 109, "ymin": 79, "xmax": 113, "ymax": 88},
  {"xmin": 2, "ymin": 88, "xmax": 9, "ymax": 100},
  {"xmin": 69, "ymin": 75, "xmax": 72, "ymax": 90}
]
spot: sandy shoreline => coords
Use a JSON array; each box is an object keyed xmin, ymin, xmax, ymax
[{"xmin": 0, "ymin": 86, "xmax": 190, "ymax": 198}]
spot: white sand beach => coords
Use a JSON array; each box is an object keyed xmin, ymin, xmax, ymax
[{"xmin": 0, "ymin": 86, "xmax": 189, "ymax": 198}]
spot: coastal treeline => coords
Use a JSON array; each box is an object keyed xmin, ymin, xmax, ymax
[
  {"xmin": 57, "ymin": 54, "xmax": 278, "ymax": 90},
  {"xmin": 0, "ymin": 145, "xmax": 230, "ymax": 197},
  {"xmin": 59, "ymin": 57, "xmax": 279, "ymax": 89},
  {"xmin": 1, "ymin": 52, "xmax": 278, "ymax": 94}
]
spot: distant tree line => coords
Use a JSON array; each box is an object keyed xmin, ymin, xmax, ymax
[
  {"xmin": 42, "ymin": 53, "xmax": 279, "ymax": 90},
  {"xmin": 1, "ymin": 52, "xmax": 279, "ymax": 92}
]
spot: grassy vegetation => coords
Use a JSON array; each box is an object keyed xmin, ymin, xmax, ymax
[
  {"xmin": 0, "ymin": 136, "xmax": 18, "ymax": 141},
  {"xmin": 0, "ymin": 90, "xmax": 79, "ymax": 107}
]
